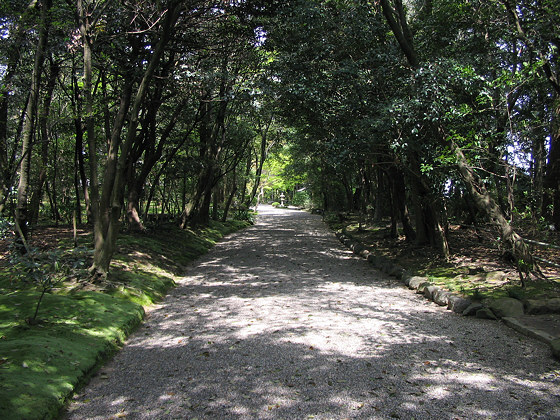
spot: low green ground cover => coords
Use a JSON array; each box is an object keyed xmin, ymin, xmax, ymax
[
  {"xmin": 328, "ymin": 214, "xmax": 560, "ymax": 302},
  {"xmin": 0, "ymin": 220, "xmax": 249, "ymax": 420}
]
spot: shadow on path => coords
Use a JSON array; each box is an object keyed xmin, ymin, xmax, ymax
[{"xmin": 64, "ymin": 206, "xmax": 560, "ymax": 419}]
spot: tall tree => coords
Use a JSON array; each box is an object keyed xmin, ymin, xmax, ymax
[{"xmin": 16, "ymin": 0, "xmax": 52, "ymax": 244}]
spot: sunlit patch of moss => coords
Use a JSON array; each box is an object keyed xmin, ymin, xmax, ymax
[
  {"xmin": 0, "ymin": 219, "xmax": 250, "ymax": 420},
  {"xmin": 0, "ymin": 291, "xmax": 143, "ymax": 419}
]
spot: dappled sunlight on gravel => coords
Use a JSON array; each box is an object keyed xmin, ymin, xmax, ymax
[{"xmin": 65, "ymin": 205, "xmax": 560, "ymax": 420}]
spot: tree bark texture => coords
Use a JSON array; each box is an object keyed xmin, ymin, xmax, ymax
[
  {"xmin": 16, "ymin": 0, "xmax": 52, "ymax": 245},
  {"xmin": 84, "ymin": 1, "xmax": 183, "ymax": 279}
]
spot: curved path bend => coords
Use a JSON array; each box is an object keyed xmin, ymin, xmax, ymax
[{"xmin": 65, "ymin": 206, "xmax": 560, "ymax": 419}]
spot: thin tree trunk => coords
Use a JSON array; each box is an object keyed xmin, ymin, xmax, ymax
[
  {"xmin": 29, "ymin": 58, "xmax": 59, "ymax": 226},
  {"xmin": 222, "ymin": 170, "xmax": 237, "ymax": 222},
  {"xmin": 16, "ymin": 0, "xmax": 51, "ymax": 245},
  {"xmin": 453, "ymin": 141, "xmax": 536, "ymax": 280},
  {"xmin": 72, "ymin": 67, "xmax": 91, "ymax": 223},
  {"xmin": 247, "ymin": 118, "xmax": 273, "ymax": 207}
]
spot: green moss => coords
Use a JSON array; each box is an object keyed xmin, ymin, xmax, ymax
[
  {"xmin": 0, "ymin": 292, "xmax": 144, "ymax": 420},
  {"xmin": 332, "ymin": 215, "xmax": 560, "ymax": 302},
  {"xmin": 0, "ymin": 220, "xmax": 249, "ymax": 420}
]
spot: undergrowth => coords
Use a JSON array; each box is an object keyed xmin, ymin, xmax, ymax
[
  {"xmin": 0, "ymin": 219, "xmax": 249, "ymax": 420},
  {"xmin": 327, "ymin": 214, "xmax": 560, "ymax": 302}
]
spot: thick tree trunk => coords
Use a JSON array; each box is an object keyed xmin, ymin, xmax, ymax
[
  {"xmin": 388, "ymin": 166, "xmax": 416, "ymax": 241},
  {"xmin": 126, "ymin": 185, "xmax": 146, "ymax": 231},
  {"xmin": 188, "ymin": 167, "xmax": 215, "ymax": 226},
  {"xmin": 407, "ymin": 153, "xmax": 449, "ymax": 258},
  {"xmin": 0, "ymin": 26, "xmax": 24, "ymax": 214},
  {"xmin": 341, "ymin": 174, "xmax": 354, "ymax": 212}
]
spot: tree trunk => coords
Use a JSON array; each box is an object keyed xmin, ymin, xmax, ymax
[
  {"xmin": 545, "ymin": 100, "xmax": 560, "ymax": 229},
  {"xmin": 247, "ymin": 119, "xmax": 272, "ymax": 207},
  {"xmin": 16, "ymin": 0, "xmax": 51, "ymax": 245},
  {"xmin": 84, "ymin": 1, "xmax": 182, "ymax": 280},
  {"xmin": 373, "ymin": 166, "xmax": 384, "ymax": 221},
  {"xmin": 222, "ymin": 170, "xmax": 238, "ymax": 222},
  {"xmin": 126, "ymin": 184, "xmax": 146, "ymax": 231},
  {"xmin": 453, "ymin": 141, "xmax": 535, "ymax": 277},
  {"xmin": 0, "ymin": 24, "xmax": 24, "ymax": 214},
  {"xmin": 388, "ymin": 165, "xmax": 416, "ymax": 241},
  {"xmin": 532, "ymin": 127, "xmax": 545, "ymax": 219},
  {"xmin": 341, "ymin": 174, "xmax": 354, "ymax": 212},
  {"xmin": 29, "ymin": 58, "xmax": 59, "ymax": 226},
  {"xmin": 50, "ymin": 134, "xmax": 61, "ymax": 224},
  {"xmin": 72, "ymin": 65, "xmax": 91, "ymax": 223}
]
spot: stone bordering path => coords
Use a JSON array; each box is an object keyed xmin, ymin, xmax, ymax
[
  {"xmin": 64, "ymin": 205, "xmax": 560, "ymax": 419},
  {"xmin": 335, "ymin": 229, "xmax": 560, "ymax": 360}
]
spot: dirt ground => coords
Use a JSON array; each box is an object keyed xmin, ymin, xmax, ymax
[{"xmin": 334, "ymin": 215, "xmax": 560, "ymax": 294}]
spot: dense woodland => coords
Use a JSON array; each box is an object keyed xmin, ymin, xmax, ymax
[{"xmin": 1, "ymin": 0, "xmax": 559, "ymax": 280}]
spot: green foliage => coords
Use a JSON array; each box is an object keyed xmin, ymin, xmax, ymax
[
  {"xmin": 233, "ymin": 207, "xmax": 257, "ymax": 224},
  {"xmin": 5, "ymin": 242, "xmax": 90, "ymax": 325},
  {"xmin": 0, "ymin": 220, "xmax": 249, "ymax": 420},
  {"xmin": 292, "ymin": 189, "xmax": 311, "ymax": 208}
]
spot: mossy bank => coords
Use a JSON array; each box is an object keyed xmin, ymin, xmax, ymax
[{"xmin": 0, "ymin": 220, "xmax": 249, "ymax": 420}]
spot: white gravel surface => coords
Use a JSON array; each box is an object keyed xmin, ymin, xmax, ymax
[{"xmin": 64, "ymin": 205, "xmax": 560, "ymax": 419}]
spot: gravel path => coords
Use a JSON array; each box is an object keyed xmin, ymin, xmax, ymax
[{"xmin": 65, "ymin": 206, "xmax": 560, "ymax": 419}]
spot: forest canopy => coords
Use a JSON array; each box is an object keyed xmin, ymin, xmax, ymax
[{"xmin": 0, "ymin": 0, "xmax": 559, "ymax": 279}]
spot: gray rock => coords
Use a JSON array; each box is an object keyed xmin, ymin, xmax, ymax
[
  {"xmin": 408, "ymin": 276, "xmax": 428, "ymax": 290},
  {"xmin": 424, "ymin": 285, "xmax": 440, "ymax": 300},
  {"xmin": 433, "ymin": 289, "xmax": 451, "ymax": 306},
  {"xmin": 447, "ymin": 295, "xmax": 471, "ymax": 314},
  {"xmin": 489, "ymin": 298, "xmax": 524, "ymax": 319},
  {"xmin": 476, "ymin": 308, "xmax": 498, "ymax": 320},
  {"xmin": 392, "ymin": 268, "xmax": 409, "ymax": 281},
  {"xmin": 352, "ymin": 243, "xmax": 365, "ymax": 254},
  {"xmin": 552, "ymin": 339, "xmax": 560, "ymax": 360},
  {"xmin": 462, "ymin": 303, "xmax": 484, "ymax": 316},
  {"xmin": 485, "ymin": 270, "xmax": 508, "ymax": 282},
  {"xmin": 547, "ymin": 298, "xmax": 560, "ymax": 313},
  {"xmin": 525, "ymin": 299, "xmax": 549, "ymax": 315},
  {"xmin": 416, "ymin": 282, "xmax": 431, "ymax": 294},
  {"xmin": 402, "ymin": 275, "xmax": 413, "ymax": 287}
]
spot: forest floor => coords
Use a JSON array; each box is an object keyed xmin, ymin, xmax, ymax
[
  {"xmin": 0, "ymin": 219, "xmax": 250, "ymax": 420},
  {"xmin": 62, "ymin": 205, "xmax": 560, "ymax": 419},
  {"xmin": 324, "ymin": 213, "xmax": 560, "ymax": 302},
  {"xmin": 1, "ymin": 211, "xmax": 559, "ymax": 419}
]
